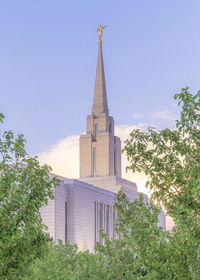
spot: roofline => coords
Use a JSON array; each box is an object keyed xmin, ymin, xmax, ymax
[{"xmin": 63, "ymin": 178, "xmax": 116, "ymax": 197}]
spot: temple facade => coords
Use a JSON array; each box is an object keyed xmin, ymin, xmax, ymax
[{"xmin": 40, "ymin": 40, "xmax": 166, "ymax": 252}]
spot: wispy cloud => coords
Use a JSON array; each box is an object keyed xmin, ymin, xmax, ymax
[
  {"xmin": 130, "ymin": 107, "xmax": 179, "ymax": 130},
  {"xmin": 116, "ymin": 124, "xmax": 150, "ymax": 196},
  {"xmin": 152, "ymin": 109, "xmax": 176, "ymax": 121},
  {"xmin": 38, "ymin": 135, "xmax": 79, "ymax": 179},
  {"xmin": 37, "ymin": 123, "xmax": 150, "ymax": 195},
  {"xmin": 37, "ymin": 123, "xmax": 173, "ymax": 229},
  {"xmin": 37, "ymin": 112, "xmax": 176, "ymax": 194},
  {"xmin": 115, "ymin": 123, "xmax": 147, "ymax": 143}
]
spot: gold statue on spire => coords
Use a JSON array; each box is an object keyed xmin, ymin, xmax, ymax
[{"xmin": 97, "ymin": 24, "xmax": 108, "ymax": 44}]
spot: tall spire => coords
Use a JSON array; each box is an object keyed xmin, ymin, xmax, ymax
[
  {"xmin": 92, "ymin": 43, "xmax": 109, "ymax": 115},
  {"xmin": 79, "ymin": 28, "xmax": 121, "ymax": 179}
]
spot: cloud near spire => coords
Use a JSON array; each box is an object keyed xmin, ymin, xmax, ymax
[
  {"xmin": 37, "ymin": 123, "xmax": 149, "ymax": 193},
  {"xmin": 37, "ymin": 118, "xmax": 176, "ymax": 230},
  {"xmin": 37, "ymin": 113, "xmax": 176, "ymax": 193}
]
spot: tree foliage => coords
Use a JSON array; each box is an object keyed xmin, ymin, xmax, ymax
[
  {"xmin": 1, "ymin": 87, "xmax": 200, "ymax": 279},
  {"xmin": 0, "ymin": 113, "xmax": 59, "ymax": 279},
  {"xmin": 24, "ymin": 190, "xmax": 198, "ymax": 279},
  {"xmin": 23, "ymin": 192, "xmax": 168, "ymax": 280},
  {"xmin": 23, "ymin": 241, "xmax": 106, "ymax": 280},
  {"xmin": 123, "ymin": 87, "xmax": 200, "ymax": 278}
]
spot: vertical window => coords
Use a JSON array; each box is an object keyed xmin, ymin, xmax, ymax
[
  {"xmin": 93, "ymin": 148, "xmax": 96, "ymax": 177},
  {"xmin": 109, "ymin": 123, "xmax": 112, "ymax": 134},
  {"xmin": 106, "ymin": 205, "xmax": 109, "ymax": 237},
  {"xmin": 95, "ymin": 202, "xmax": 97, "ymax": 244},
  {"xmin": 113, "ymin": 208, "xmax": 117, "ymax": 238},
  {"xmin": 100, "ymin": 203, "xmax": 103, "ymax": 244},
  {"xmin": 95, "ymin": 202, "xmax": 112, "ymax": 245},
  {"xmin": 100, "ymin": 203, "xmax": 103, "ymax": 229},
  {"xmin": 65, "ymin": 202, "xmax": 67, "ymax": 244},
  {"xmin": 95, "ymin": 123, "xmax": 98, "ymax": 136}
]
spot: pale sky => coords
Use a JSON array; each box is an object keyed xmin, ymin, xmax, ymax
[{"xmin": 1, "ymin": 1, "xmax": 200, "ymax": 211}]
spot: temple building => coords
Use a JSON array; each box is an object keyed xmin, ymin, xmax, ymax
[{"xmin": 40, "ymin": 34, "xmax": 166, "ymax": 252}]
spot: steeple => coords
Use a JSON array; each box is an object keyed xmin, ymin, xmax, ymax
[
  {"xmin": 79, "ymin": 28, "xmax": 121, "ymax": 179},
  {"xmin": 92, "ymin": 44, "xmax": 109, "ymax": 115}
]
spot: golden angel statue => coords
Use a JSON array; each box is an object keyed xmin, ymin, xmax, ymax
[{"xmin": 97, "ymin": 24, "xmax": 108, "ymax": 44}]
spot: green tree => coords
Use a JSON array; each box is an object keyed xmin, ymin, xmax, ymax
[
  {"xmin": 2, "ymin": 87, "xmax": 200, "ymax": 280},
  {"xmin": 22, "ymin": 192, "xmax": 168, "ymax": 280},
  {"xmin": 23, "ymin": 241, "xmax": 106, "ymax": 280},
  {"xmin": 96, "ymin": 192, "xmax": 169, "ymax": 279},
  {"xmin": 25, "ymin": 191, "xmax": 193, "ymax": 279},
  {"xmin": 95, "ymin": 191, "xmax": 199, "ymax": 280},
  {"xmin": 123, "ymin": 87, "xmax": 200, "ymax": 278},
  {"xmin": 0, "ymin": 113, "xmax": 59, "ymax": 279}
]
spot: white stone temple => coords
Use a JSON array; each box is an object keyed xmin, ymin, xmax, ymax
[{"xmin": 40, "ymin": 39, "xmax": 166, "ymax": 252}]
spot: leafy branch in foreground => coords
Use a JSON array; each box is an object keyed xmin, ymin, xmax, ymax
[
  {"xmin": 123, "ymin": 87, "xmax": 200, "ymax": 278},
  {"xmin": 0, "ymin": 114, "xmax": 59, "ymax": 279}
]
